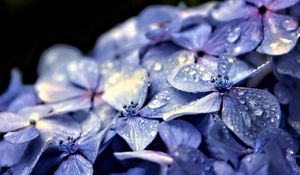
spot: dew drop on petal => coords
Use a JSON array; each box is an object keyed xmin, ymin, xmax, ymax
[
  {"xmin": 152, "ymin": 62, "xmax": 163, "ymax": 71},
  {"xmin": 226, "ymin": 27, "xmax": 241, "ymax": 43},
  {"xmin": 282, "ymin": 19, "xmax": 298, "ymax": 32},
  {"xmin": 253, "ymin": 108, "xmax": 263, "ymax": 116}
]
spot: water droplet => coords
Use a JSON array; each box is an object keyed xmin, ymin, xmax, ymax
[
  {"xmin": 239, "ymin": 99, "xmax": 246, "ymax": 104},
  {"xmin": 237, "ymin": 89, "xmax": 246, "ymax": 96},
  {"xmin": 152, "ymin": 63, "xmax": 163, "ymax": 71},
  {"xmin": 202, "ymin": 73, "xmax": 211, "ymax": 81},
  {"xmin": 283, "ymin": 19, "xmax": 298, "ymax": 32},
  {"xmin": 227, "ymin": 27, "xmax": 241, "ymax": 43},
  {"xmin": 253, "ymin": 108, "xmax": 263, "ymax": 116}
]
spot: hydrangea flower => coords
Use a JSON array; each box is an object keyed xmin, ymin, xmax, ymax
[
  {"xmin": 159, "ymin": 56, "xmax": 281, "ymax": 147},
  {"xmin": 211, "ymin": 0, "xmax": 300, "ymax": 55},
  {"xmin": 1, "ymin": 0, "xmax": 300, "ymax": 174}
]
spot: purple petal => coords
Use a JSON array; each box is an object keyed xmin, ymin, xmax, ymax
[
  {"xmin": 168, "ymin": 63, "xmax": 216, "ymax": 93},
  {"xmin": 115, "ymin": 117, "xmax": 159, "ymax": 151},
  {"xmin": 66, "ymin": 59, "xmax": 101, "ymax": 90},
  {"xmin": 140, "ymin": 87, "xmax": 201, "ymax": 119},
  {"xmin": 0, "ymin": 112, "xmax": 28, "ymax": 132},
  {"xmin": 274, "ymin": 83, "xmax": 291, "ymax": 104},
  {"xmin": 273, "ymin": 48, "xmax": 300, "ymax": 79},
  {"xmin": 38, "ymin": 44, "xmax": 82, "ymax": 76},
  {"xmin": 222, "ymin": 87, "xmax": 281, "ymax": 147},
  {"xmin": 238, "ymin": 153, "xmax": 269, "ymax": 175},
  {"xmin": 37, "ymin": 115, "xmax": 81, "ymax": 139},
  {"xmin": 206, "ymin": 15, "xmax": 262, "ymax": 56},
  {"xmin": 17, "ymin": 105, "xmax": 52, "ymax": 120},
  {"xmin": 204, "ymin": 117, "xmax": 246, "ymax": 167},
  {"xmin": 142, "ymin": 49, "xmax": 195, "ymax": 95},
  {"xmin": 0, "ymin": 69, "xmax": 22, "ymax": 108},
  {"xmin": 102, "ymin": 68, "xmax": 149, "ymax": 112},
  {"xmin": 7, "ymin": 93, "xmax": 37, "ymax": 113},
  {"xmin": 137, "ymin": 5, "xmax": 181, "ymax": 32},
  {"xmin": 35, "ymin": 78, "xmax": 86, "ymax": 103},
  {"xmin": 10, "ymin": 136, "xmax": 50, "ymax": 175},
  {"xmin": 158, "ymin": 120, "xmax": 201, "ymax": 151},
  {"xmin": 169, "ymin": 145, "xmax": 213, "ymax": 175},
  {"xmin": 114, "ymin": 150, "xmax": 173, "ymax": 165},
  {"xmin": 231, "ymin": 60, "xmax": 271, "ymax": 85},
  {"xmin": 265, "ymin": 0, "xmax": 300, "ymax": 10},
  {"xmin": 171, "ymin": 23, "xmax": 212, "ymax": 52},
  {"xmin": 54, "ymin": 154, "xmax": 93, "ymax": 175},
  {"xmin": 213, "ymin": 161, "xmax": 235, "ymax": 175},
  {"xmin": 257, "ymin": 12, "xmax": 299, "ymax": 55},
  {"xmin": 0, "ymin": 140, "xmax": 28, "ymax": 167},
  {"xmin": 255, "ymin": 127, "xmax": 297, "ymax": 153},
  {"xmin": 4, "ymin": 126, "xmax": 40, "ymax": 144},
  {"xmin": 212, "ymin": 0, "xmax": 255, "ymax": 21},
  {"xmin": 48, "ymin": 97, "xmax": 92, "ymax": 114},
  {"xmin": 163, "ymin": 92, "xmax": 222, "ymax": 121}
]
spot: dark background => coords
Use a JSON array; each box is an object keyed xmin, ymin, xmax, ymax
[{"xmin": 0, "ymin": 0, "xmax": 207, "ymax": 92}]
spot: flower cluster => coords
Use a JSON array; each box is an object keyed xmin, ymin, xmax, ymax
[{"xmin": 1, "ymin": 0, "xmax": 300, "ymax": 174}]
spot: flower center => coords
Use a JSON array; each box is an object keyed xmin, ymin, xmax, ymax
[
  {"xmin": 258, "ymin": 6, "xmax": 267, "ymax": 15},
  {"xmin": 210, "ymin": 74, "xmax": 231, "ymax": 94},
  {"xmin": 121, "ymin": 101, "xmax": 139, "ymax": 118},
  {"xmin": 58, "ymin": 137, "xmax": 79, "ymax": 155},
  {"xmin": 29, "ymin": 119, "xmax": 37, "ymax": 126}
]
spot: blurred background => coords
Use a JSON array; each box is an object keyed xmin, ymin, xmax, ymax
[{"xmin": 0, "ymin": 0, "xmax": 208, "ymax": 92}]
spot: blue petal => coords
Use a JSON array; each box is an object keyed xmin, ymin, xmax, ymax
[
  {"xmin": 102, "ymin": 68, "xmax": 149, "ymax": 112},
  {"xmin": 230, "ymin": 60, "xmax": 271, "ymax": 85},
  {"xmin": 257, "ymin": 12, "xmax": 299, "ymax": 55},
  {"xmin": 213, "ymin": 161, "xmax": 234, "ymax": 175},
  {"xmin": 78, "ymin": 120, "xmax": 111, "ymax": 163},
  {"xmin": 0, "ymin": 69, "xmax": 22, "ymax": 109},
  {"xmin": 274, "ymin": 83, "xmax": 291, "ymax": 104},
  {"xmin": 0, "ymin": 140, "xmax": 28, "ymax": 167},
  {"xmin": 168, "ymin": 63, "xmax": 216, "ymax": 93},
  {"xmin": 37, "ymin": 115, "xmax": 81, "ymax": 139},
  {"xmin": 171, "ymin": 23, "xmax": 212, "ymax": 52},
  {"xmin": 204, "ymin": 116, "xmax": 246, "ymax": 168},
  {"xmin": 38, "ymin": 44, "xmax": 82, "ymax": 76},
  {"xmin": 66, "ymin": 59, "xmax": 101, "ymax": 90},
  {"xmin": 142, "ymin": 45, "xmax": 193, "ymax": 95},
  {"xmin": 17, "ymin": 105, "xmax": 52, "ymax": 120},
  {"xmin": 54, "ymin": 154, "xmax": 93, "ymax": 175},
  {"xmin": 222, "ymin": 87, "xmax": 281, "ymax": 147},
  {"xmin": 237, "ymin": 153, "xmax": 269, "ymax": 175},
  {"xmin": 7, "ymin": 92, "xmax": 38, "ymax": 113},
  {"xmin": 273, "ymin": 47, "xmax": 300, "ymax": 79},
  {"xmin": 114, "ymin": 150, "xmax": 173, "ymax": 165},
  {"xmin": 140, "ymin": 87, "xmax": 201, "ymax": 119},
  {"xmin": 206, "ymin": 15, "xmax": 262, "ymax": 56},
  {"xmin": 137, "ymin": 5, "xmax": 181, "ymax": 32},
  {"xmin": 212, "ymin": 0, "xmax": 256, "ymax": 21},
  {"xmin": 115, "ymin": 117, "xmax": 159, "ymax": 151},
  {"xmin": 163, "ymin": 92, "xmax": 222, "ymax": 121},
  {"xmin": 4, "ymin": 126, "xmax": 40, "ymax": 144},
  {"xmin": 35, "ymin": 77, "xmax": 87, "ymax": 103},
  {"xmin": 168, "ymin": 145, "xmax": 213, "ymax": 175},
  {"xmin": 255, "ymin": 127, "xmax": 297, "ymax": 153},
  {"xmin": 158, "ymin": 120, "xmax": 201, "ymax": 151},
  {"xmin": 10, "ymin": 136, "xmax": 50, "ymax": 175},
  {"xmin": 249, "ymin": 0, "xmax": 300, "ymax": 10},
  {"xmin": 0, "ymin": 112, "xmax": 29, "ymax": 132}
]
